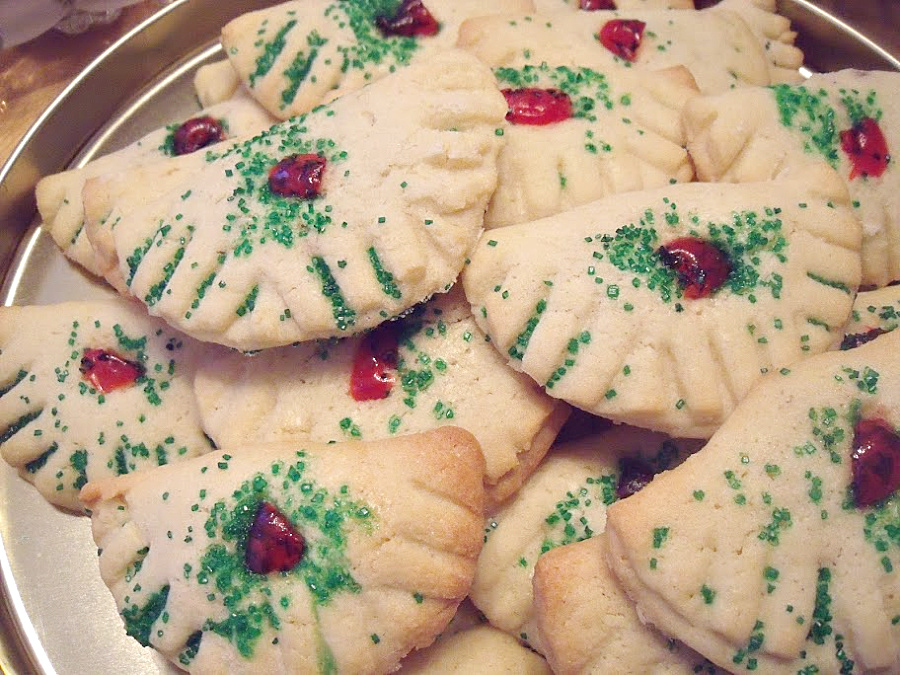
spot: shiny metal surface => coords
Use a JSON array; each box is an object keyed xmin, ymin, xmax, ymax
[{"xmin": 0, "ymin": 1, "xmax": 897, "ymax": 673}]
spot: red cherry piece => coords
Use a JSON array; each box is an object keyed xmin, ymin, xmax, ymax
[
  {"xmin": 502, "ymin": 88, "xmax": 574, "ymax": 126},
  {"xmin": 172, "ymin": 116, "xmax": 225, "ymax": 155},
  {"xmin": 79, "ymin": 348, "xmax": 144, "ymax": 393},
  {"xmin": 852, "ymin": 418, "xmax": 900, "ymax": 507},
  {"xmin": 658, "ymin": 237, "xmax": 732, "ymax": 299},
  {"xmin": 350, "ymin": 322, "xmax": 401, "ymax": 401},
  {"xmin": 580, "ymin": 0, "xmax": 616, "ymax": 9},
  {"xmin": 840, "ymin": 117, "xmax": 891, "ymax": 180},
  {"xmin": 597, "ymin": 19, "xmax": 646, "ymax": 62},
  {"xmin": 245, "ymin": 501, "xmax": 305, "ymax": 574},
  {"xmin": 268, "ymin": 154, "xmax": 326, "ymax": 199},
  {"xmin": 840, "ymin": 327, "xmax": 889, "ymax": 351},
  {"xmin": 376, "ymin": 0, "xmax": 439, "ymax": 37},
  {"xmin": 617, "ymin": 456, "xmax": 656, "ymax": 499}
]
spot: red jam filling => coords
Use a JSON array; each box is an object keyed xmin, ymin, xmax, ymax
[
  {"xmin": 172, "ymin": 116, "xmax": 225, "ymax": 156},
  {"xmin": 376, "ymin": 0, "xmax": 439, "ymax": 37},
  {"xmin": 852, "ymin": 418, "xmax": 900, "ymax": 507},
  {"xmin": 268, "ymin": 154, "xmax": 326, "ymax": 199},
  {"xmin": 597, "ymin": 19, "xmax": 646, "ymax": 62},
  {"xmin": 658, "ymin": 237, "xmax": 732, "ymax": 299},
  {"xmin": 502, "ymin": 88, "xmax": 574, "ymax": 126},
  {"xmin": 840, "ymin": 327, "xmax": 889, "ymax": 351},
  {"xmin": 580, "ymin": 0, "xmax": 616, "ymax": 9},
  {"xmin": 350, "ymin": 322, "xmax": 401, "ymax": 401},
  {"xmin": 616, "ymin": 456, "xmax": 656, "ymax": 499},
  {"xmin": 79, "ymin": 348, "xmax": 144, "ymax": 393},
  {"xmin": 840, "ymin": 117, "xmax": 891, "ymax": 180},
  {"xmin": 245, "ymin": 501, "xmax": 305, "ymax": 574}
]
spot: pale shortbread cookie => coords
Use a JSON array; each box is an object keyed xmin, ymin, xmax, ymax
[
  {"xmin": 0, "ymin": 300, "xmax": 215, "ymax": 512},
  {"xmin": 842, "ymin": 284, "xmax": 900, "ymax": 350},
  {"xmin": 36, "ymin": 93, "xmax": 276, "ymax": 278},
  {"xmin": 462, "ymin": 168, "xmax": 861, "ymax": 438},
  {"xmin": 81, "ymin": 427, "xmax": 485, "ymax": 674},
  {"xmin": 462, "ymin": 57, "xmax": 698, "ymax": 228},
  {"xmin": 605, "ymin": 330, "xmax": 900, "ymax": 673},
  {"xmin": 400, "ymin": 624, "xmax": 551, "ymax": 674},
  {"xmin": 222, "ymin": 0, "xmax": 534, "ymax": 120},
  {"xmin": 533, "ymin": 535, "xmax": 725, "ymax": 675},
  {"xmin": 193, "ymin": 289, "xmax": 569, "ymax": 510},
  {"xmin": 83, "ymin": 51, "xmax": 507, "ymax": 350},
  {"xmin": 533, "ymin": 0, "xmax": 693, "ymax": 10},
  {"xmin": 193, "ymin": 59, "xmax": 242, "ymax": 107},
  {"xmin": 457, "ymin": 8, "xmax": 774, "ymax": 94},
  {"xmin": 684, "ymin": 69, "xmax": 900, "ymax": 287},
  {"xmin": 713, "ymin": 0, "xmax": 803, "ymax": 84},
  {"xmin": 470, "ymin": 427, "xmax": 700, "ymax": 654}
]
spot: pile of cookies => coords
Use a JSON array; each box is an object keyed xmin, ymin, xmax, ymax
[{"xmin": 2, "ymin": 0, "xmax": 899, "ymax": 671}]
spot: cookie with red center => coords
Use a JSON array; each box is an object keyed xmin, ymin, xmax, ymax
[
  {"xmin": 469, "ymin": 426, "xmax": 699, "ymax": 653},
  {"xmin": 605, "ymin": 329, "xmax": 900, "ymax": 673},
  {"xmin": 530, "ymin": 0, "xmax": 693, "ymax": 10},
  {"xmin": 82, "ymin": 50, "xmax": 507, "ymax": 350},
  {"xmin": 0, "ymin": 300, "xmax": 216, "ymax": 512},
  {"xmin": 192, "ymin": 289, "xmax": 569, "ymax": 511},
  {"xmin": 684, "ymin": 69, "xmax": 900, "ymax": 287},
  {"xmin": 34, "ymin": 94, "xmax": 276, "ymax": 282},
  {"xmin": 220, "ymin": 0, "xmax": 532, "ymax": 121},
  {"xmin": 463, "ymin": 170, "xmax": 861, "ymax": 438},
  {"xmin": 81, "ymin": 426, "xmax": 486, "ymax": 674},
  {"xmin": 450, "ymin": 47, "xmax": 698, "ymax": 228}
]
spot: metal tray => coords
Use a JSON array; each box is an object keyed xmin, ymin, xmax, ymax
[{"xmin": 0, "ymin": 1, "xmax": 897, "ymax": 673}]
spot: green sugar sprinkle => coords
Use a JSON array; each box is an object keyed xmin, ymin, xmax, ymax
[
  {"xmin": 249, "ymin": 19, "xmax": 298, "ymax": 86},
  {"xmin": 367, "ymin": 247, "xmax": 402, "ymax": 299},
  {"xmin": 508, "ymin": 299, "xmax": 547, "ymax": 361},
  {"xmin": 310, "ymin": 256, "xmax": 356, "ymax": 331}
]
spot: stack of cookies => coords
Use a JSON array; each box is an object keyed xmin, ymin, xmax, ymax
[{"xmin": 3, "ymin": 0, "xmax": 899, "ymax": 671}]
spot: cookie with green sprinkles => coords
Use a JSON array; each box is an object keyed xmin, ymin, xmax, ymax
[
  {"xmin": 462, "ymin": 168, "xmax": 861, "ymax": 438},
  {"xmin": 605, "ymin": 329, "xmax": 900, "ymax": 673},
  {"xmin": 684, "ymin": 69, "xmax": 900, "ymax": 287},
  {"xmin": 192, "ymin": 288, "xmax": 569, "ymax": 511},
  {"xmin": 36, "ymin": 92, "xmax": 276, "ymax": 280},
  {"xmin": 469, "ymin": 425, "xmax": 700, "ymax": 654},
  {"xmin": 220, "ymin": 0, "xmax": 533, "ymax": 121},
  {"xmin": 842, "ymin": 284, "xmax": 900, "ymax": 350},
  {"xmin": 457, "ymin": 7, "xmax": 776, "ymax": 95},
  {"xmin": 82, "ymin": 49, "xmax": 507, "ymax": 350},
  {"xmin": 81, "ymin": 426, "xmax": 485, "ymax": 674},
  {"xmin": 534, "ymin": 535, "xmax": 727, "ymax": 675},
  {"xmin": 464, "ymin": 57, "xmax": 698, "ymax": 228},
  {"xmin": 0, "ymin": 300, "xmax": 217, "ymax": 512}
]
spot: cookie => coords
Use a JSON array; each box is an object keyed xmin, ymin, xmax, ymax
[
  {"xmin": 605, "ymin": 329, "xmax": 900, "ymax": 673},
  {"xmin": 36, "ymin": 93, "xmax": 276, "ymax": 279},
  {"xmin": 461, "ymin": 56, "xmax": 697, "ymax": 228},
  {"xmin": 841, "ymin": 284, "xmax": 900, "ymax": 350},
  {"xmin": 0, "ymin": 300, "xmax": 215, "ymax": 512},
  {"xmin": 457, "ymin": 7, "xmax": 775, "ymax": 94},
  {"xmin": 83, "ymin": 50, "xmax": 507, "ymax": 350},
  {"xmin": 193, "ymin": 59, "xmax": 242, "ymax": 108},
  {"xmin": 400, "ymin": 624, "xmax": 552, "ymax": 673},
  {"xmin": 469, "ymin": 426, "xmax": 700, "ymax": 653},
  {"xmin": 221, "ymin": 0, "xmax": 534, "ymax": 120},
  {"xmin": 462, "ymin": 168, "xmax": 861, "ymax": 438},
  {"xmin": 684, "ymin": 69, "xmax": 900, "ymax": 287},
  {"xmin": 193, "ymin": 289, "xmax": 570, "ymax": 510},
  {"xmin": 533, "ymin": 0, "xmax": 693, "ymax": 10},
  {"xmin": 713, "ymin": 0, "xmax": 803, "ymax": 84},
  {"xmin": 533, "ymin": 535, "xmax": 725, "ymax": 674},
  {"xmin": 81, "ymin": 426, "xmax": 485, "ymax": 674}
]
